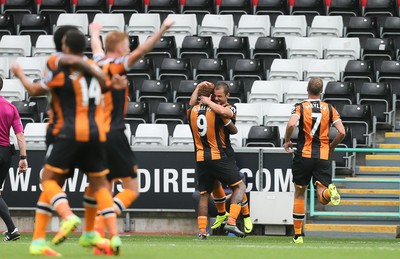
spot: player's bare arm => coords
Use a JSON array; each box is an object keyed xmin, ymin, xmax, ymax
[
  {"xmin": 127, "ymin": 18, "xmax": 175, "ymax": 67},
  {"xmin": 284, "ymin": 115, "xmax": 300, "ymax": 153},
  {"xmin": 199, "ymin": 95, "xmax": 234, "ymax": 118},
  {"xmin": 330, "ymin": 120, "xmax": 346, "ymax": 155},
  {"xmin": 189, "ymin": 81, "xmax": 213, "ymax": 106},
  {"xmin": 89, "ymin": 22, "xmax": 105, "ymax": 57},
  {"xmin": 11, "ymin": 64, "xmax": 47, "ymax": 96}
]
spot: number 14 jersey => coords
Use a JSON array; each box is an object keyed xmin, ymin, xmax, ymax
[{"xmin": 292, "ymin": 99, "xmax": 341, "ymax": 160}]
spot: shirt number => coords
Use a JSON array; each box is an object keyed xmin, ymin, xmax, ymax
[
  {"xmin": 310, "ymin": 112, "xmax": 322, "ymax": 136},
  {"xmin": 197, "ymin": 114, "xmax": 207, "ymax": 137},
  {"xmin": 79, "ymin": 77, "xmax": 101, "ymax": 106}
]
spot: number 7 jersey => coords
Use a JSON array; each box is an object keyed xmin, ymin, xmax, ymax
[
  {"xmin": 292, "ymin": 99, "xmax": 341, "ymax": 160},
  {"xmin": 187, "ymin": 103, "xmax": 228, "ymax": 162},
  {"xmin": 41, "ymin": 57, "xmax": 106, "ymax": 142}
]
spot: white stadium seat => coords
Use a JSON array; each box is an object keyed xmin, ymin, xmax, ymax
[
  {"xmin": 126, "ymin": 13, "xmax": 161, "ymax": 44},
  {"xmin": 325, "ymin": 37, "xmax": 361, "ymax": 60},
  {"xmin": 287, "ymin": 37, "xmax": 323, "ymax": 59},
  {"xmin": 268, "ymin": 59, "xmax": 303, "ymax": 81},
  {"xmin": 56, "ymin": 13, "xmax": 89, "ymax": 35},
  {"xmin": 93, "ymin": 13, "xmax": 125, "ymax": 35},
  {"xmin": 283, "ymin": 81, "xmax": 309, "ymax": 104},
  {"xmin": 24, "ymin": 123, "xmax": 47, "ymax": 148},
  {"xmin": 164, "ymin": 14, "xmax": 197, "ymax": 48},
  {"xmin": 271, "ymin": 15, "xmax": 307, "ymax": 38},
  {"xmin": 235, "ymin": 15, "xmax": 271, "ymax": 49},
  {"xmin": 198, "ymin": 14, "xmax": 234, "ymax": 47},
  {"xmin": 132, "ymin": 123, "xmax": 169, "ymax": 146},
  {"xmin": 1, "ymin": 79, "xmax": 27, "ymax": 101},
  {"xmin": 248, "ymin": 80, "xmax": 283, "ymax": 103},
  {"xmin": 169, "ymin": 124, "xmax": 194, "ymax": 146},
  {"xmin": 33, "ymin": 35, "xmax": 56, "ymax": 56},
  {"xmin": 235, "ymin": 102, "xmax": 263, "ymax": 126},
  {"xmin": 308, "ymin": 16, "xmax": 344, "ymax": 37}
]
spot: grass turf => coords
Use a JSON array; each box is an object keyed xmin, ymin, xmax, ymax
[{"xmin": 0, "ymin": 234, "xmax": 399, "ymax": 258}]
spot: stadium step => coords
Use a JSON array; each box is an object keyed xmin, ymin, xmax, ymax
[
  {"xmin": 340, "ymin": 188, "xmax": 400, "ymax": 195},
  {"xmin": 328, "ymin": 199, "xmax": 400, "ymax": 206},
  {"xmin": 383, "ymin": 132, "xmax": 400, "ymax": 144},
  {"xmin": 378, "ymin": 143, "xmax": 400, "ymax": 149},
  {"xmin": 304, "ymin": 223, "xmax": 400, "ymax": 238},
  {"xmin": 356, "ymin": 166, "xmax": 400, "ymax": 176},
  {"xmin": 365, "ymin": 155, "xmax": 400, "ymax": 166}
]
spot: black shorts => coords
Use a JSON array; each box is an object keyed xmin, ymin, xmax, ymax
[
  {"xmin": 106, "ymin": 130, "xmax": 137, "ymax": 181},
  {"xmin": 196, "ymin": 157, "xmax": 242, "ymax": 193},
  {"xmin": 0, "ymin": 146, "xmax": 12, "ymax": 189},
  {"xmin": 291, "ymin": 155, "xmax": 332, "ymax": 187},
  {"xmin": 44, "ymin": 139, "xmax": 109, "ymax": 177}
]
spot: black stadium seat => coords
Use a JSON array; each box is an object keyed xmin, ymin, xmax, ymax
[
  {"xmin": 179, "ymin": 36, "xmax": 214, "ymax": 68},
  {"xmin": 245, "ymin": 125, "xmax": 281, "ymax": 147},
  {"xmin": 341, "ymin": 104, "xmax": 375, "ymax": 147},
  {"xmin": 327, "ymin": 0, "xmax": 360, "ymax": 26},
  {"xmin": 181, "ymin": 0, "xmax": 215, "ymax": 24},
  {"xmin": 18, "ymin": 14, "xmax": 51, "ymax": 46},
  {"xmin": 253, "ymin": 0, "xmax": 289, "ymax": 25},
  {"xmin": 362, "ymin": 38, "xmax": 396, "ymax": 70},
  {"xmin": 174, "ymin": 80, "xmax": 200, "ymax": 105},
  {"xmin": 0, "ymin": 14, "xmax": 15, "ymax": 39},
  {"xmin": 216, "ymin": 36, "xmax": 250, "ymax": 72},
  {"xmin": 145, "ymin": 36, "xmax": 177, "ymax": 69},
  {"xmin": 154, "ymin": 102, "xmax": 186, "ymax": 135},
  {"xmin": 343, "ymin": 60, "xmax": 375, "ymax": 93},
  {"xmin": 109, "ymin": 0, "xmax": 143, "ymax": 23},
  {"xmin": 37, "ymin": 0, "xmax": 71, "ymax": 27},
  {"xmin": 158, "ymin": 58, "xmax": 192, "ymax": 93},
  {"xmin": 290, "ymin": 0, "xmax": 325, "ymax": 25},
  {"xmin": 125, "ymin": 101, "xmax": 150, "ymax": 134},
  {"xmin": 73, "ymin": 0, "xmax": 107, "ymax": 23},
  {"xmin": 252, "ymin": 36, "xmax": 286, "ymax": 70},
  {"xmin": 323, "ymin": 81, "xmax": 356, "ymax": 113},
  {"xmin": 377, "ymin": 60, "xmax": 400, "ymax": 101},
  {"xmin": 12, "ymin": 100, "xmax": 39, "ymax": 128},
  {"xmin": 127, "ymin": 57, "xmax": 155, "ymax": 100},
  {"xmin": 345, "ymin": 16, "xmax": 378, "ymax": 48},
  {"xmin": 363, "ymin": 0, "xmax": 397, "ymax": 17},
  {"xmin": 217, "ymin": 0, "xmax": 252, "ymax": 25},
  {"xmin": 137, "ymin": 79, "xmax": 172, "ymax": 115},
  {"xmin": 232, "ymin": 59, "xmax": 264, "ymax": 98},
  {"xmin": 145, "ymin": 0, "xmax": 179, "ymax": 21},
  {"xmin": 195, "ymin": 58, "xmax": 228, "ymax": 84},
  {"xmin": 381, "ymin": 17, "xmax": 400, "ymax": 52}
]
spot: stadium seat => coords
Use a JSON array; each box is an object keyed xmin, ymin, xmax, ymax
[
  {"xmin": 287, "ymin": 37, "xmax": 323, "ymax": 59},
  {"xmin": 304, "ymin": 59, "xmax": 340, "ymax": 84},
  {"xmin": 2, "ymin": 0, "xmax": 35, "ymax": 24},
  {"xmin": 229, "ymin": 123, "xmax": 247, "ymax": 147},
  {"xmin": 126, "ymin": 13, "xmax": 161, "ymax": 44},
  {"xmin": 245, "ymin": 125, "xmax": 280, "ymax": 147},
  {"xmin": 216, "ymin": 36, "xmax": 250, "ymax": 71},
  {"xmin": 174, "ymin": 79, "xmax": 200, "ymax": 105},
  {"xmin": 32, "ymin": 35, "xmax": 56, "ymax": 56},
  {"xmin": 377, "ymin": 60, "xmax": 400, "ymax": 103},
  {"xmin": 322, "ymin": 81, "xmax": 356, "ymax": 113},
  {"xmin": 132, "ymin": 123, "xmax": 169, "ymax": 146},
  {"xmin": 252, "ymin": 36, "xmax": 286, "ymax": 70},
  {"xmin": 169, "ymin": 124, "xmax": 193, "ymax": 146},
  {"xmin": 268, "ymin": 59, "xmax": 303, "ymax": 81},
  {"xmin": 158, "ymin": 58, "xmax": 191, "ymax": 94},
  {"xmin": 327, "ymin": 0, "xmax": 360, "ymax": 26},
  {"xmin": 324, "ymin": 37, "xmax": 360, "ymax": 60},
  {"xmin": 137, "ymin": 79, "xmax": 172, "ymax": 115},
  {"xmin": 145, "ymin": 0, "xmax": 179, "ymax": 21},
  {"xmin": 0, "ymin": 35, "xmax": 32, "ymax": 58},
  {"xmin": 248, "ymin": 80, "xmax": 283, "ymax": 103},
  {"xmin": 342, "ymin": 60, "xmax": 375, "ymax": 93},
  {"xmin": 145, "ymin": 36, "xmax": 177, "ymax": 68},
  {"xmin": 0, "ymin": 14, "xmax": 16, "ymax": 39},
  {"xmin": 23, "ymin": 122, "xmax": 47, "ymax": 148},
  {"xmin": 289, "ymin": 0, "xmax": 325, "ymax": 25},
  {"xmin": 72, "ymin": 0, "xmax": 107, "ymax": 23},
  {"xmin": 127, "ymin": 57, "xmax": 155, "ymax": 100},
  {"xmin": 231, "ymin": 59, "xmax": 264, "ymax": 99},
  {"xmin": 235, "ymin": 15, "xmax": 270, "ymax": 49},
  {"xmin": 345, "ymin": 16, "xmax": 378, "ymax": 49},
  {"xmin": 1, "ymin": 79, "xmax": 26, "ymax": 101},
  {"xmin": 154, "ymin": 102, "xmax": 186, "ymax": 135},
  {"xmin": 109, "ymin": 0, "xmax": 143, "ymax": 23},
  {"xmin": 263, "ymin": 103, "xmax": 293, "ymax": 127},
  {"xmin": 12, "ymin": 57, "xmax": 46, "ymax": 80},
  {"xmin": 253, "ymin": 0, "xmax": 289, "ymax": 25},
  {"xmin": 28, "ymin": 90, "xmax": 49, "ymax": 122},
  {"xmin": 329, "ymin": 126, "xmax": 354, "ymax": 171},
  {"xmin": 362, "ymin": 38, "xmax": 396, "ymax": 71},
  {"xmin": 163, "ymin": 14, "xmax": 197, "ymax": 48},
  {"xmin": 271, "ymin": 15, "xmax": 307, "ymax": 39},
  {"xmin": 381, "ymin": 17, "xmax": 400, "ymax": 53},
  {"xmin": 283, "ymin": 80, "xmax": 308, "ymax": 104},
  {"xmin": 217, "ymin": 0, "xmax": 252, "ymax": 25},
  {"xmin": 363, "ymin": 0, "xmax": 397, "ymax": 17},
  {"xmin": 195, "ymin": 58, "xmax": 228, "ymax": 84},
  {"xmin": 180, "ymin": 0, "xmax": 215, "ymax": 24},
  {"xmin": 125, "ymin": 101, "xmax": 150, "ymax": 135},
  {"xmin": 55, "ymin": 13, "xmax": 89, "ymax": 35},
  {"xmin": 37, "ymin": 0, "xmax": 71, "ymax": 21},
  {"xmin": 83, "ymin": 34, "xmax": 103, "ymax": 58},
  {"xmin": 198, "ymin": 14, "xmax": 234, "ymax": 47},
  {"xmin": 308, "ymin": 15, "xmax": 343, "ymax": 37},
  {"xmin": 340, "ymin": 104, "xmax": 376, "ymax": 147},
  {"xmin": 18, "ymin": 14, "xmax": 51, "ymax": 46},
  {"xmin": 217, "ymin": 80, "xmax": 245, "ymax": 104},
  {"xmin": 358, "ymin": 82, "xmax": 395, "ymax": 129},
  {"xmin": 235, "ymin": 102, "xmax": 263, "ymax": 126},
  {"xmin": 0, "ymin": 57, "xmax": 9, "ymax": 78},
  {"xmin": 179, "ymin": 36, "xmax": 213, "ymax": 69},
  {"xmin": 92, "ymin": 13, "xmax": 125, "ymax": 36},
  {"xmin": 12, "ymin": 100, "xmax": 39, "ymax": 127}
]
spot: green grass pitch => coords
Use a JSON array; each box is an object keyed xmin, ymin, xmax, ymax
[{"xmin": 0, "ymin": 234, "xmax": 399, "ymax": 258}]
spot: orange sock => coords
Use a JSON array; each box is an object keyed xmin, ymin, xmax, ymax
[
  {"xmin": 212, "ymin": 184, "xmax": 226, "ymax": 214},
  {"xmin": 94, "ymin": 214, "xmax": 105, "ymax": 237},
  {"xmin": 33, "ymin": 192, "xmax": 52, "ymax": 240},
  {"xmin": 197, "ymin": 216, "xmax": 207, "ymax": 235},
  {"xmin": 94, "ymin": 188, "xmax": 118, "ymax": 237},
  {"xmin": 241, "ymin": 193, "xmax": 250, "ymax": 217},
  {"xmin": 42, "ymin": 180, "xmax": 72, "ymax": 220},
  {"xmin": 293, "ymin": 199, "xmax": 305, "ymax": 235},
  {"xmin": 227, "ymin": 204, "xmax": 241, "ymax": 225},
  {"xmin": 113, "ymin": 189, "xmax": 137, "ymax": 215},
  {"xmin": 319, "ymin": 189, "xmax": 330, "ymax": 205},
  {"xmin": 83, "ymin": 186, "xmax": 98, "ymax": 232}
]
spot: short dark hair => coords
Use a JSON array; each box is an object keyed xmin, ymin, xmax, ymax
[
  {"xmin": 307, "ymin": 77, "xmax": 323, "ymax": 95},
  {"xmin": 53, "ymin": 25, "xmax": 79, "ymax": 52},
  {"xmin": 215, "ymin": 82, "xmax": 230, "ymax": 95},
  {"xmin": 0, "ymin": 77, "xmax": 3, "ymax": 91},
  {"xmin": 63, "ymin": 30, "xmax": 86, "ymax": 54}
]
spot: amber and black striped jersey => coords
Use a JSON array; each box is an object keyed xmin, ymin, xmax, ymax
[
  {"xmin": 188, "ymin": 104, "xmax": 229, "ymax": 162},
  {"xmin": 41, "ymin": 57, "xmax": 106, "ymax": 142},
  {"xmin": 292, "ymin": 99, "xmax": 341, "ymax": 160},
  {"xmin": 95, "ymin": 54, "xmax": 130, "ymax": 133},
  {"xmin": 220, "ymin": 104, "xmax": 237, "ymax": 157}
]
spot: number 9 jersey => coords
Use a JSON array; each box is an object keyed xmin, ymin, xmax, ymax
[
  {"xmin": 292, "ymin": 99, "xmax": 341, "ymax": 160},
  {"xmin": 187, "ymin": 103, "xmax": 228, "ymax": 162}
]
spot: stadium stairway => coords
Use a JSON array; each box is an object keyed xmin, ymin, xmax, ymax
[{"xmin": 305, "ymin": 132, "xmax": 400, "ymax": 238}]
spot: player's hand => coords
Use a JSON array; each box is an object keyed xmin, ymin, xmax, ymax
[
  {"xmin": 11, "ymin": 64, "xmax": 24, "ymax": 79},
  {"xmin": 197, "ymin": 81, "xmax": 214, "ymax": 89},
  {"xmin": 18, "ymin": 159, "xmax": 28, "ymax": 174},
  {"xmin": 161, "ymin": 18, "xmax": 175, "ymax": 31},
  {"xmin": 89, "ymin": 22, "xmax": 102, "ymax": 35},
  {"xmin": 284, "ymin": 140, "xmax": 294, "ymax": 153},
  {"xmin": 199, "ymin": 95, "xmax": 212, "ymax": 105},
  {"xmin": 111, "ymin": 74, "xmax": 128, "ymax": 90}
]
